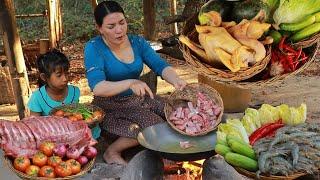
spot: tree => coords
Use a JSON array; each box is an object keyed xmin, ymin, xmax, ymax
[{"xmin": 0, "ymin": 0, "xmax": 31, "ymax": 119}]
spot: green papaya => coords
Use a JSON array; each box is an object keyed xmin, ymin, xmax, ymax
[
  {"xmin": 231, "ymin": 0, "xmax": 271, "ymax": 23},
  {"xmin": 198, "ymin": 0, "xmax": 234, "ymax": 24}
]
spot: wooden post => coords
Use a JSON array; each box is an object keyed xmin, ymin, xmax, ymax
[
  {"xmin": 54, "ymin": 0, "xmax": 60, "ymax": 42},
  {"xmin": 169, "ymin": 0, "xmax": 178, "ymax": 34},
  {"xmin": 91, "ymin": 0, "xmax": 98, "ymax": 10},
  {"xmin": 57, "ymin": 0, "xmax": 63, "ymax": 39},
  {"xmin": 47, "ymin": 0, "xmax": 57, "ymax": 48},
  {"xmin": 0, "ymin": 0, "xmax": 31, "ymax": 119},
  {"xmin": 143, "ymin": 0, "xmax": 156, "ymax": 40}
]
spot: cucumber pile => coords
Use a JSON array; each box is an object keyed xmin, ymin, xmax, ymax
[{"xmin": 215, "ymin": 135, "xmax": 258, "ymax": 171}]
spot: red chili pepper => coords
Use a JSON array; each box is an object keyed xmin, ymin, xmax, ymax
[
  {"xmin": 278, "ymin": 36, "xmax": 286, "ymax": 50},
  {"xmin": 249, "ymin": 120, "xmax": 284, "ymax": 145},
  {"xmin": 283, "ymin": 44, "xmax": 298, "ymax": 54}
]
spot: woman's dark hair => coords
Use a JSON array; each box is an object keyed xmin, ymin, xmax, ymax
[
  {"xmin": 36, "ymin": 49, "xmax": 70, "ymax": 87},
  {"xmin": 94, "ymin": 1, "xmax": 125, "ymax": 27}
]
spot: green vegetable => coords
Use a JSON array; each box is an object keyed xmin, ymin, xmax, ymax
[
  {"xmin": 198, "ymin": 0, "xmax": 234, "ymax": 24},
  {"xmin": 216, "ymin": 139, "xmax": 228, "ymax": 146},
  {"xmin": 228, "ymin": 139, "xmax": 256, "ymax": 160},
  {"xmin": 225, "ymin": 152, "xmax": 258, "ymax": 171},
  {"xmin": 277, "ymin": 103, "xmax": 307, "ymax": 125},
  {"xmin": 215, "ymin": 144, "xmax": 232, "ymax": 157},
  {"xmin": 315, "ymin": 12, "xmax": 320, "ymax": 22},
  {"xmin": 280, "ymin": 15, "xmax": 316, "ymax": 31},
  {"xmin": 231, "ymin": 0, "xmax": 270, "ymax": 23},
  {"xmin": 269, "ymin": 30, "xmax": 282, "ymax": 44},
  {"xmin": 273, "ymin": 0, "xmax": 320, "ymax": 26},
  {"xmin": 226, "ymin": 134, "xmax": 248, "ymax": 146},
  {"xmin": 290, "ymin": 23, "xmax": 320, "ymax": 42},
  {"xmin": 218, "ymin": 118, "xmax": 249, "ymax": 143}
]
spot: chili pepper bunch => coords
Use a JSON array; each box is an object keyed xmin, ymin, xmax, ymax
[
  {"xmin": 249, "ymin": 119, "xmax": 284, "ymax": 145},
  {"xmin": 269, "ymin": 36, "xmax": 308, "ymax": 77}
]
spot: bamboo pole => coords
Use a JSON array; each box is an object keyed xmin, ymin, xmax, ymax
[
  {"xmin": 169, "ymin": 0, "xmax": 178, "ymax": 34},
  {"xmin": 0, "ymin": 0, "xmax": 31, "ymax": 119},
  {"xmin": 47, "ymin": 0, "xmax": 57, "ymax": 48}
]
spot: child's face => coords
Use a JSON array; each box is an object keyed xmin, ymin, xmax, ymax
[{"xmin": 46, "ymin": 68, "xmax": 69, "ymax": 90}]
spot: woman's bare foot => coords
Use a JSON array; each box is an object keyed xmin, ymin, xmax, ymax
[{"xmin": 103, "ymin": 150, "xmax": 127, "ymax": 165}]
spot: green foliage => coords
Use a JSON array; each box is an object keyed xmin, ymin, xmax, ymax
[{"xmin": 13, "ymin": 0, "xmax": 188, "ymax": 43}]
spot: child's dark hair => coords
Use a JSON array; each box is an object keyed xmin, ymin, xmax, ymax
[
  {"xmin": 36, "ymin": 49, "xmax": 70, "ymax": 87},
  {"xmin": 94, "ymin": 1, "xmax": 125, "ymax": 27}
]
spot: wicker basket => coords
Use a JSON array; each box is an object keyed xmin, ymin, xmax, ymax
[
  {"xmin": 50, "ymin": 103, "xmax": 105, "ymax": 128},
  {"xmin": 164, "ymin": 83, "xmax": 224, "ymax": 136},
  {"xmin": 235, "ymin": 167, "xmax": 307, "ymax": 180},
  {"xmin": 292, "ymin": 32, "xmax": 320, "ymax": 49},
  {"xmin": 4, "ymin": 156, "xmax": 95, "ymax": 180},
  {"xmin": 180, "ymin": 29, "xmax": 272, "ymax": 82},
  {"xmin": 0, "ymin": 66, "xmax": 15, "ymax": 104},
  {"xmin": 229, "ymin": 42, "xmax": 320, "ymax": 89}
]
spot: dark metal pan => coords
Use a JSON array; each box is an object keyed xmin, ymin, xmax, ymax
[{"xmin": 137, "ymin": 122, "xmax": 217, "ymax": 161}]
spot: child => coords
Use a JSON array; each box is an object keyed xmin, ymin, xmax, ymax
[
  {"xmin": 28, "ymin": 49, "xmax": 80, "ymax": 116},
  {"xmin": 27, "ymin": 49, "xmax": 101, "ymax": 139}
]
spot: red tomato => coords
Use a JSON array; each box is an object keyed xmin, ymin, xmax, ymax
[
  {"xmin": 73, "ymin": 112, "xmax": 83, "ymax": 121},
  {"xmin": 92, "ymin": 110, "xmax": 103, "ymax": 119},
  {"xmin": 66, "ymin": 159, "xmax": 81, "ymax": 175},
  {"xmin": 13, "ymin": 156, "xmax": 30, "ymax": 172},
  {"xmin": 32, "ymin": 152, "xmax": 47, "ymax": 167},
  {"xmin": 39, "ymin": 141, "xmax": 55, "ymax": 156},
  {"xmin": 68, "ymin": 115, "xmax": 78, "ymax": 122},
  {"xmin": 54, "ymin": 110, "xmax": 65, "ymax": 117},
  {"xmin": 55, "ymin": 162, "xmax": 72, "ymax": 177},
  {"xmin": 47, "ymin": 156, "xmax": 62, "ymax": 167},
  {"xmin": 39, "ymin": 165, "xmax": 55, "ymax": 178},
  {"xmin": 25, "ymin": 165, "xmax": 40, "ymax": 177}
]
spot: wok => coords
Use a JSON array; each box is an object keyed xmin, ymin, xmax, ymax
[{"xmin": 137, "ymin": 122, "xmax": 218, "ymax": 161}]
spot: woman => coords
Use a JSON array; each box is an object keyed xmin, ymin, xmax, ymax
[{"xmin": 84, "ymin": 0, "xmax": 186, "ymax": 165}]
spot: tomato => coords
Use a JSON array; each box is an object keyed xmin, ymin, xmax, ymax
[
  {"xmin": 66, "ymin": 159, "xmax": 81, "ymax": 175},
  {"xmin": 54, "ymin": 110, "xmax": 65, "ymax": 117},
  {"xmin": 92, "ymin": 110, "xmax": 103, "ymax": 119},
  {"xmin": 68, "ymin": 115, "xmax": 78, "ymax": 122},
  {"xmin": 32, "ymin": 152, "xmax": 48, "ymax": 167},
  {"xmin": 13, "ymin": 156, "xmax": 30, "ymax": 172},
  {"xmin": 85, "ymin": 117, "xmax": 93, "ymax": 123},
  {"xmin": 25, "ymin": 165, "xmax": 40, "ymax": 177},
  {"xmin": 55, "ymin": 162, "xmax": 72, "ymax": 177},
  {"xmin": 73, "ymin": 112, "xmax": 83, "ymax": 121},
  {"xmin": 39, "ymin": 165, "xmax": 55, "ymax": 178},
  {"xmin": 39, "ymin": 141, "xmax": 55, "ymax": 156},
  {"xmin": 64, "ymin": 111, "xmax": 72, "ymax": 117},
  {"xmin": 47, "ymin": 155, "xmax": 62, "ymax": 167}
]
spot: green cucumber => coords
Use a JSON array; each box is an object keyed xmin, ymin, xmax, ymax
[
  {"xmin": 215, "ymin": 144, "xmax": 232, "ymax": 156},
  {"xmin": 269, "ymin": 30, "xmax": 282, "ymax": 44},
  {"xmin": 228, "ymin": 139, "xmax": 256, "ymax": 160},
  {"xmin": 216, "ymin": 139, "xmax": 228, "ymax": 146},
  {"xmin": 225, "ymin": 152, "xmax": 258, "ymax": 171},
  {"xmin": 280, "ymin": 15, "xmax": 316, "ymax": 31},
  {"xmin": 226, "ymin": 135, "xmax": 248, "ymax": 146},
  {"xmin": 315, "ymin": 12, "xmax": 320, "ymax": 22},
  {"xmin": 290, "ymin": 23, "xmax": 320, "ymax": 42}
]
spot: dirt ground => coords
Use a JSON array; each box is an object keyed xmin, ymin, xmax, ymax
[{"xmin": 0, "ymin": 44, "xmax": 320, "ymax": 123}]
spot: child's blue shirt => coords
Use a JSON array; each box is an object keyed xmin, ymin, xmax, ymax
[{"xmin": 28, "ymin": 84, "xmax": 80, "ymax": 116}]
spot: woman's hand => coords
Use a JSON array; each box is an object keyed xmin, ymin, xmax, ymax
[
  {"xmin": 129, "ymin": 80, "xmax": 154, "ymax": 99},
  {"xmin": 173, "ymin": 78, "xmax": 187, "ymax": 91}
]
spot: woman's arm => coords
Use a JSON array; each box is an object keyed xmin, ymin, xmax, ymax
[
  {"xmin": 93, "ymin": 79, "xmax": 154, "ymax": 99},
  {"xmin": 162, "ymin": 66, "xmax": 187, "ymax": 90}
]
